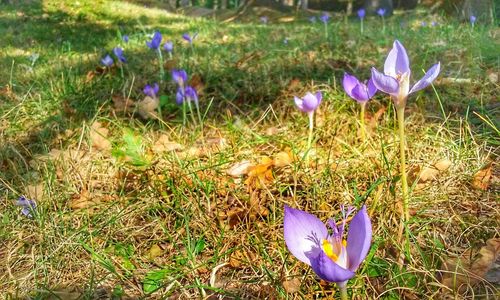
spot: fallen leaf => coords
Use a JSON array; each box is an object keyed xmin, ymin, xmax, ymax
[
  {"xmin": 112, "ymin": 94, "xmax": 135, "ymax": 113},
  {"xmin": 148, "ymin": 244, "xmax": 163, "ymax": 260},
  {"xmin": 471, "ymin": 162, "xmax": 493, "ymax": 190},
  {"xmin": 85, "ymin": 70, "xmax": 96, "ymax": 83},
  {"xmin": 441, "ymin": 238, "xmax": 500, "ymax": 292},
  {"xmin": 136, "ymin": 96, "xmax": 159, "ymax": 119},
  {"xmin": 189, "ymin": 74, "xmax": 205, "ymax": 96},
  {"xmin": 273, "ymin": 150, "xmax": 294, "ymax": 168},
  {"xmin": 69, "ymin": 189, "xmax": 97, "ymax": 209},
  {"xmin": 25, "ymin": 184, "xmax": 43, "ymax": 201},
  {"xmin": 90, "ymin": 121, "xmax": 111, "ymax": 151},
  {"xmin": 245, "ymin": 157, "xmax": 274, "ymax": 189},
  {"xmin": 282, "ymin": 278, "xmax": 301, "ymax": 293},
  {"xmin": 153, "ymin": 135, "xmax": 184, "ymax": 153},
  {"xmin": 226, "ymin": 160, "xmax": 253, "ymax": 177},
  {"xmin": 367, "ymin": 106, "xmax": 387, "ymax": 130},
  {"xmin": 418, "ymin": 159, "xmax": 452, "ymax": 182}
]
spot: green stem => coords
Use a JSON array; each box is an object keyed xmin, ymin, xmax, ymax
[
  {"xmin": 187, "ymin": 99, "xmax": 197, "ymax": 125},
  {"xmin": 182, "ymin": 100, "xmax": 187, "ymax": 127},
  {"xmin": 157, "ymin": 48, "xmax": 164, "ymax": 83},
  {"xmin": 324, "ymin": 23, "xmax": 328, "ymax": 40},
  {"xmin": 360, "ymin": 102, "xmax": 366, "ymax": 143},
  {"xmin": 360, "ymin": 19, "xmax": 364, "ymax": 34},
  {"xmin": 307, "ymin": 112, "xmax": 314, "ymax": 150},
  {"xmin": 396, "ymin": 106, "xmax": 409, "ymax": 222},
  {"xmin": 382, "ymin": 16, "xmax": 386, "ymax": 34},
  {"xmin": 339, "ymin": 285, "xmax": 348, "ymax": 300},
  {"xmin": 194, "ymin": 100, "xmax": 203, "ymax": 130}
]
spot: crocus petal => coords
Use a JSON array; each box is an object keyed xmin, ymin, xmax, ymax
[
  {"xmin": 315, "ymin": 91, "xmax": 322, "ymax": 104},
  {"xmin": 371, "ymin": 68, "xmax": 399, "ymax": 95},
  {"xmin": 185, "ymin": 86, "xmax": 198, "ymax": 103},
  {"xmin": 408, "ymin": 62, "xmax": 441, "ymax": 95},
  {"xmin": 153, "ymin": 83, "xmax": 159, "ymax": 95},
  {"xmin": 384, "ymin": 40, "xmax": 410, "ymax": 77},
  {"xmin": 176, "ymin": 89, "xmax": 184, "ymax": 105},
  {"xmin": 351, "ymin": 84, "xmax": 370, "ymax": 102},
  {"xmin": 302, "ymin": 93, "xmax": 320, "ymax": 112},
  {"xmin": 342, "ymin": 73, "xmax": 360, "ymax": 97},
  {"xmin": 346, "ymin": 205, "xmax": 372, "ymax": 271},
  {"xmin": 294, "ymin": 96, "xmax": 305, "ymax": 112},
  {"xmin": 284, "ymin": 206, "xmax": 327, "ymax": 265},
  {"xmin": 310, "ymin": 251, "xmax": 356, "ymax": 283},
  {"xmin": 367, "ymin": 78, "xmax": 377, "ymax": 98}
]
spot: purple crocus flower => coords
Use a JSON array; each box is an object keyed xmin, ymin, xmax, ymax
[
  {"xmin": 113, "ymin": 47, "xmax": 126, "ymax": 63},
  {"xmin": 319, "ymin": 13, "xmax": 330, "ymax": 24},
  {"xmin": 182, "ymin": 33, "xmax": 198, "ymax": 44},
  {"xmin": 15, "ymin": 196, "xmax": 37, "ymax": 218},
  {"xmin": 283, "ymin": 38, "xmax": 289, "ymax": 45},
  {"xmin": 172, "ymin": 69, "xmax": 188, "ymax": 88},
  {"xmin": 376, "ymin": 8, "xmax": 386, "ymax": 17},
  {"xmin": 370, "ymin": 40, "xmax": 441, "ymax": 108},
  {"xmin": 100, "ymin": 54, "xmax": 113, "ymax": 67},
  {"xmin": 143, "ymin": 83, "xmax": 159, "ymax": 98},
  {"xmin": 309, "ymin": 16, "xmax": 317, "ymax": 23},
  {"xmin": 260, "ymin": 16, "xmax": 269, "ymax": 24},
  {"xmin": 357, "ymin": 8, "xmax": 366, "ymax": 19},
  {"xmin": 146, "ymin": 31, "xmax": 162, "ymax": 50},
  {"xmin": 343, "ymin": 73, "xmax": 377, "ymax": 103},
  {"xmin": 431, "ymin": 21, "xmax": 437, "ymax": 27},
  {"xmin": 421, "ymin": 21, "xmax": 427, "ymax": 27},
  {"xmin": 284, "ymin": 205, "xmax": 372, "ymax": 284},
  {"xmin": 469, "ymin": 15, "xmax": 476, "ymax": 25},
  {"xmin": 176, "ymin": 86, "xmax": 198, "ymax": 105},
  {"xmin": 122, "ymin": 35, "xmax": 129, "ymax": 43},
  {"xmin": 294, "ymin": 91, "xmax": 322, "ymax": 114},
  {"xmin": 164, "ymin": 41, "xmax": 173, "ymax": 53}
]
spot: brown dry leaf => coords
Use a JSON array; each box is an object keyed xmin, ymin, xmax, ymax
[
  {"xmin": 189, "ymin": 74, "xmax": 205, "ymax": 95},
  {"xmin": 147, "ymin": 244, "xmax": 163, "ymax": 260},
  {"xmin": 85, "ymin": 70, "xmax": 96, "ymax": 83},
  {"xmin": 273, "ymin": 150, "xmax": 294, "ymax": 168},
  {"xmin": 229, "ymin": 249, "xmax": 245, "ymax": 268},
  {"xmin": 90, "ymin": 121, "xmax": 111, "ymax": 151},
  {"xmin": 181, "ymin": 137, "xmax": 227, "ymax": 158},
  {"xmin": 418, "ymin": 159, "xmax": 452, "ymax": 182},
  {"xmin": 69, "ymin": 189, "xmax": 98, "ymax": 209},
  {"xmin": 235, "ymin": 51, "xmax": 262, "ymax": 70},
  {"xmin": 367, "ymin": 106, "xmax": 387, "ymax": 130},
  {"xmin": 153, "ymin": 135, "xmax": 184, "ymax": 153},
  {"xmin": 112, "ymin": 94, "xmax": 135, "ymax": 113},
  {"xmin": 287, "ymin": 78, "xmax": 301, "ymax": 91},
  {"xmin": 282, "ymin": 278, "xmax": 301, "ymax": 293},
  {"xmin": 136, "ymin": 96, "xmax": 159, "ymax": 119},
  {"xmin": 226, "ymin": 160, "xmax": 253, "ymax": 177},
  {"xmin": 471, "ymin": 162, "xmax": 493, "ymax": 190},
  {"xmin": 441, "ymin": 238, "xmax": 500, "ymax": 292},
  {"xmin": 25, "ymin": 184, "xmax": 44, "ymax": 201},
  {"xmin": 245, "ymin": 157, "xmax": 274, "ymax": 189}
]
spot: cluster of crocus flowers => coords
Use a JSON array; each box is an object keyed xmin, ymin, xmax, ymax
[
  {"xmin": 172, "ymin": 69, "xmax": 200, "ymax": 126},
  {"xmin": 371, "ymin": 40, "xmax": 440, "ymax": 221},
  {"xmin": 294, "ymin": 91, "xmax": 322, "ymax": 150},
  {"xmin": 284, "ymin": 205, "xmax": 372, "ymax": 298},
  {"xmin": 342, "ymin": 74, "xmax": 377, "ymax": 142},
  {"xmin": 143, "ymin": 83, "xmax": 159, "ymax": 98}
]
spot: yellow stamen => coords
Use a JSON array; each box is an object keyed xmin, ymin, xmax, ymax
[
  {"xmin": 322, "ymin": 240, "xmax": 339, "ymax": 262},
  {"xmin": 342, "ymin": 240, "xmax": 347, "ymax": 247}
]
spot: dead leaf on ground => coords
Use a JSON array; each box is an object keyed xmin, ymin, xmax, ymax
[
  {"xmin": 282, "ymin": 278, "xmax": 301, "ymax": 293},
  {"xmin": 136, "ymin": 96, "xmax": 159, "ymax": 119},
  {"xmin": 471, "ymin": 162, "xmax": 493, "ymax": 190},
  {"xmin": 367, "ymin": 106, "xmax": 387, "ymax": 131},
  {"xmin": 418, "ymin": 159, "xmax": 452, "ymax": 183},
  {"xmin": 189, "ymin": 74, "xmax": 205, "ymax": 95},
  {"xmin": 226, "ymin": 160, "xmax": 253, "ymax": 177},
  {"xmin": 245, "ymin": 157, "xmax": 274, "ymax": 189},
  {"xmin": 147, "ymin": 244, "xmax": 163, "ymax": 260},
  {"xmin": 441, "ymin": 238, "xmax": 500, "ymax": 293},
  {"xmin": 273, "ymin": 150, "xmax": 294, "ymax": 168},
  {"xmin": 90, "ymin": 121, "xmax": 111, "ymax": 151},
  {"xmin": 181, "ymin": 137, "xmax": 228, "ymax": 158},
  {"xmin": 153, "ymin": 135, "xmax": 184, "ymax": 153},
  {"xmin": 112, "ymin": 94, "xmax": 135, "ymax": 113},
  {"xmin": 25, "ymin": 184, "xmax": 44, "ymax": 201}
]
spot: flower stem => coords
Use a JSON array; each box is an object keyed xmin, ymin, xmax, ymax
[
  {"xmin": 307, "ymin": 112, "xmax": 314, "ymax": 150},
  {"xmin": 360, "ymin": 19, "xmax": 364, "ymax": 34},
  {"xmin": 324, "ymin": 23, "xmax": 328, "ymax": 40},
  {"xmin": 396, "ymin": 106, "xmax": 409, "ymax": 221},
  {"xmin": 360, "ymin": 102, "xmax": 366, "ymax": 143},
  {"xmin": 157, "ymin": 48, "xmax": 165, "ymax": 83},
  {"xmin": 382, "ymin": 16, "xmax": 386, "ymax": 34},
  {"xmin": 339, "ymin": 285, "xmax": 348, "ymax": 300}
]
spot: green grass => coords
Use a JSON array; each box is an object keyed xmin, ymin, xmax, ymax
[{"xmin": 0, "ymin": 1, "xmax": 499, "ymax": 299}]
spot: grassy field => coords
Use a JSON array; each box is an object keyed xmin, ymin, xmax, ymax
[{"xmin": 0, "ymin": 0, "xmax": 499, "ymax": 299}]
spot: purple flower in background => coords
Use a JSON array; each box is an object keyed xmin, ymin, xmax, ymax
[
  {"xmin": 164, "ymin": 41, "xmax": 173, "ymax": 53},
  {"xmin": 294, "ymin": 91, "xmax": 322, "ymax": 114},
  {"xmin": 146, "ymin": 31, "xmax": 162, "ymax": 50},
  {"xmin": 370, "ymin": 40, "xmax": 441, "ymax": 108},
  {"xmin": 100, "ymin": 54, "xmax": 113, "ymax": 67},
  {"xmin": 113, "ymin": 47, "xmax": 126, "ymax": 63},
  {"xmin": 122, "ymin": 35, "xmax": 129, "ymax": 43},
  {"xmin": 283, "ymin": 38, "xmax": 289, "ymax": 45},
  {"xmin": 319, "ymin": 13, "xmax": 330, "ymax": 24},
  {"xmin": 143, "ymin": 83, "xmax": 159, "ymax": 98},
  {"xmin": 182, "ymin": 33, "xmax": 198, "ymax": 44},
  {"xmin": 376, "ymin": 8, "xmax": 386, "ymax": 17},
  {"xmin": 469, "ymin": 15, "xmax": 476, "ymax": 25},
  {"xmin": 284, "ymin": 205, "xmax": 372, "ymax": 284},
  {"xmin": 15, "ymin": 196, "xmax": 37, "ymax": 218},
  {"xmin": 357, "ymin": 8, "xmax": 366, "ymax": 19},
  {"xmin": 172, "ymin": 69, "xmax": 188, "ymax": 88},
  {"xmin": 260, "ymin": 16, "xmax": 269, "ymax": 24},
  {"xmin": 309, "ymin": 16, "xmax": 317, "ymax": 23},
  {"xmin": 176, "ymin": 86, "xmax": 198, "ymax": 104},
  {"xmin": 343, "ymin": 73, "xmax": 377, "ymax": 103},
  {"xmin": 421, "ymin": 21, "xmax": 427, "ymax": 27},
  {"xmin": 431, "ymin": 21, "xmax": 437, "ymax": 27}
]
